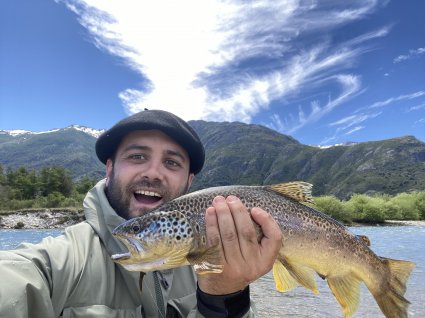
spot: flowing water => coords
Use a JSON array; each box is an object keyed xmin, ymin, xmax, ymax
[{"xmin": 1, "ymin": 226, "xmax": 424, "ymax": 317}]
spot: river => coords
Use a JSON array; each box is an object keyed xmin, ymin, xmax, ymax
[{"xmin": 1, "ymin": 226, "xmax": 424, "ymax": 317}]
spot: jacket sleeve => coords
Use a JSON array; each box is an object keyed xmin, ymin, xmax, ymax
[
  {"xmin": 186, "ymin": 286, "xmax": 258, "ymax": 318},
  {"xmin": 0, "ymin": 227, "xmax": 86, "ymax": 318},
  {"xmin": 0, "ymin": 248, "xmax": 56, "ymax": 318}
]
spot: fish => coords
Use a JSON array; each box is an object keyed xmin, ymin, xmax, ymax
[{"xmin": 111, "ymin": 182, "xmax": 415, "ymax": 318}]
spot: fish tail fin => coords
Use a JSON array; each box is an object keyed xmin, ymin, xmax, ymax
[
  {"xmin": 268, "ymin": 182, "xmax": 314, "ymax": 203},
  {"xmin": 327, "ymin": 274, "xmax": 362, "ymax": 318},
  {"xmin": 371, "ymin": 258, "xmax": 415, "ymax": 318}
]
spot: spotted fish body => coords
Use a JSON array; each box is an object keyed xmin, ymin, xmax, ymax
[{"xmin": 112, "ymin": 182, "xmax": 415, "ymax": 318}]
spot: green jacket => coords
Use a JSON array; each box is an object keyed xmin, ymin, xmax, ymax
[{"xmin": 0, "ymin": 180, "xmax": 256, "ymax": 317}]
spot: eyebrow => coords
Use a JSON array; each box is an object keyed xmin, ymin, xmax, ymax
[
  {"xmin": 121, "ymin": 144, "xmax": 151, "ymax": 154},
  {"xmin": 121, "ymin": 144, "xmax": 187, "ymax": 162},
  {"xmin": 164, "ymin": 149, "xmax": 187, "ymax": 163}
]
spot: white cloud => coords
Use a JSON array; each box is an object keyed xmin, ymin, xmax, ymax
[
  {"xmin": 60, "ymin": 0, "xmax": 382, "ymax": 125},
  {"xmin": 408, "ymin": 102, "xmax": 425, "ymax": 112},
  {"xmin": 393, "ymin": 47, "xmax": 425, "ymax": 63},
  {"xmin": 329, "ymin": 112, "xmax": 381, "ymax": 130},
  {"xmin": 368, "ymin": 91, "xmax": 425, "ymax": 109},
  {"xmin": 345, "ymin": 125, "xmax": 364, "ymax": 135}
]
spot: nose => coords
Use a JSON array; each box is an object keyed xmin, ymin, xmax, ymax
[{"xmin": 140, "ymin": 158, "xmax": 164, "ymax": 182}]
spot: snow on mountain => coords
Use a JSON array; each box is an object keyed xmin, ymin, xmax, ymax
[
  {"xmin": 0, "ymin": 126, "xmax": 105, "ymax": 138},
  {"xmin": 67, "ymin": 125, "xmax": 105, "ymax": 138}
]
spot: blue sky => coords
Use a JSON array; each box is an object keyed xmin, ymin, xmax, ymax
[{"xmin": 1, "ymin": 0, "xmax": 424, "ymax": 146}]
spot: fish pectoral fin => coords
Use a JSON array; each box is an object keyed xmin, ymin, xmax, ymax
[
  {"xmin": 268, "ymin": 182, "xmax": 314, "ymax": 203},
  {"xmin": 163, "ymin": 253, "xmax": 190, "ymax": 268},
  {"xmin": 283, "ymin": 259, "xmax": 319, "ymax": 294},
  {"xmin": 272, "ymin": 260, "xmax": 299, "ymax": 292},
  {"xmin": 327, "ymin": 274, "xmax": 361, "ymax": 318},
  {"xmin": 187, "ymin": 244, "xmax": 224, "ymax": 275}
]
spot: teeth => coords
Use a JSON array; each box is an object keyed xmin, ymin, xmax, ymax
[{"xmin": 135, "ymin": 190, "xmax": 162, "ymax": 197}]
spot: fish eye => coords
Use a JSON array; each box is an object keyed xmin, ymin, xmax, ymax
[{"xmin": 132, "ymin": 225, "xmax": 141, "ymax": 233}]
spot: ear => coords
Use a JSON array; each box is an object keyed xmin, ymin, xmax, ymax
[
  {"xmin": 187, "ymin": 173, "xmax": 194, "ymax": 190},
  {"xmin": 106, "ymin": 159, "xmax": 113, "ymax": 186}
]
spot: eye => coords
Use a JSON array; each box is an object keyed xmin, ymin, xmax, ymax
[
  {"xmin": 129, "ymin": 154, "xmax": 146, "ymax": 161},
  {"xmin": 164, "ymin": 159, "xmax": 181, "ymax": 168},
  {"xmin": 132, "ymin": 225, "xmax": 141, "ymax": 233}
]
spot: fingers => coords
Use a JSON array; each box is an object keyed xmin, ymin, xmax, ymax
[
  {"xmin": 224, "ymin": 196, "xmax": 259, "ymax": 261},
  {"xmin": 201, "ymin": 196, "xmax": 282, "ymax": 295},
  {"xmin": 210, "ymin": 196, "xmax": 243, "ymax": 264},
  {"xmin": 251, "ymin": 207, "xmax": 282, "ymax": 264}
]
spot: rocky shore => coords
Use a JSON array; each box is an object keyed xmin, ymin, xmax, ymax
[
  {"xmin": 0, "ymin": 209, "xmax": 85, "ymax": 229},
  {"xmin": 1, "ymin": 209, "xmax": 424, "ymax": 229}
]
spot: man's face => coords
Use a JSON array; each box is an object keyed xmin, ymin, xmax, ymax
[{"xmin": 105, "ymin": 130, "xmax": 194, "ymax": 219}]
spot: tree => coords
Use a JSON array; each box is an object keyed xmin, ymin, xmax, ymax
[{"xmin": 40, "ymin": 167, "xmax": 73, "ymax": 197}]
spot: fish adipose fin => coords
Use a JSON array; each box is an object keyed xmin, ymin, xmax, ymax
[
  {"xmin": 187, "ymin": 244, "xmax": 224, "ymax": 274},
  {"xmin": 274, "ymin": 258, "xmax": 319, "ymax": 294},
  {"xmin": 327, "ymin": 274, "xmax": 361, "ymax": 318},
  {"xmin": 372, "ymin": 258, "xmax": 415, "ymax": 318},
  {"xmin": 356, "ymin": 235, "xmax": 371, "ymax": 246},
  {"xmin": 268, "ymin": 182, "xmax": 314, "ymax": 203}
]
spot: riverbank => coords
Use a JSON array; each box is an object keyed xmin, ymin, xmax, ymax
[
  {"xmin": 1, "ymin": 209, "xmax": 425, "ymax": 229},
  {"xmin": 0, "ymin": 209, "xmax": 85, "ymax": 229}
]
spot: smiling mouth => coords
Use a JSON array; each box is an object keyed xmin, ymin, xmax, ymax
[{"xmin": 134, "ymin": 190, "xmax": 162, "ymax": 205}]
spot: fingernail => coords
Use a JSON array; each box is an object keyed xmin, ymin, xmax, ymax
[
  {"xmin": 213, "ymin": 196, "xmax": 225, "ymax": 204},
  {"xmin": 226, "ymin": 195, "xmax": 239, "ymax": 203}
]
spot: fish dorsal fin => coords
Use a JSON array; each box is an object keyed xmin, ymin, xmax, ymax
[
  {"xmin": 272, "ymin": 260, "xmax": 299, "ymax": 292},
  {"xmin": 327, "ymin": 275, "xmax": 361, "ymax": 318},
  {"xmin": 268, "ymin": 182, "xmax": 314, "ymax": 203},
  {"xmin": 356, "ymin": 235, "xmax": 371, "ymax": 246}
]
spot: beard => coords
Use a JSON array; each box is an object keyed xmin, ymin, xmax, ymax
[{"xmin": 105, "ymin": 170, "xmax": 190, "ymax": 220}]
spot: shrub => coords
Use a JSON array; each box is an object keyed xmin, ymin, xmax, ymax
[
  {"xmin": 390, "ymin": 193, "xmax": 421, "ymax": 220},
  {"xmin": 314, "ymin": 196, "xmax": 353, "ymax": 224}
]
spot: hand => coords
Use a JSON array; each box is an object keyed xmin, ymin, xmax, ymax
[{"xmin": 197, "ymin": 195, "xmax": 282, "ymax": 295}]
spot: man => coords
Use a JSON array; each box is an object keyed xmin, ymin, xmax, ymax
[{"xmin": 0, "ymin": 109, "xmax": 282, "ymax": 317}]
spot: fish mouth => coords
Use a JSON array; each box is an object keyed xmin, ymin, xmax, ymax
[
  {"xmin": 112, "ymin": 236, "xmax": 146, "ymax": 261},
  {"xmin": 111, "ymin": 251, "xmax": 131, "ymax": 262}
]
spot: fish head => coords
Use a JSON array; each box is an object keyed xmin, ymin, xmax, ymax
[{"xmin": 111, "ymin": 210, "xmax": 194, "ymax": 272}]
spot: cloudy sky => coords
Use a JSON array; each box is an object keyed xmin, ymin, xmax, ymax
[{"xmin": 1, "ymin": 0, "xmax": 424, "ymax": 145}]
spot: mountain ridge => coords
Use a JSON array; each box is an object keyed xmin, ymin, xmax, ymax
[{"xmin": 1, "ymin": 122, "xmax": 424, "ymax": 199}]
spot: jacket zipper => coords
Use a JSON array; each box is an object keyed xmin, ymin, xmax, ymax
[{"xmin": 153, "ymin": 271, "xmax": 167, "ymax": 317}]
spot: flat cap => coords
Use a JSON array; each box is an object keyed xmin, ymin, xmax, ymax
[{"xmin": 96, "ymin": 109, "xmax": 205, "ymax": 174}]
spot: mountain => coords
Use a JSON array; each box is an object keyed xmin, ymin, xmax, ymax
[
  {"xmin": 1, "ymin": 123, "xmax": 424, "ymax": 198},
  {"xmin": 0, "ymin": 126, "xmax": 105, "ymax": 180}
]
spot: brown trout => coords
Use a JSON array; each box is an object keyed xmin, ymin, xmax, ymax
[{"xmin": 111, "ymin": 182, "xmax": 415, "ymax": 318}]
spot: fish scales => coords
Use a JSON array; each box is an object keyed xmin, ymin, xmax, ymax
[{"xmin": 112, "ymin": 182, "xmax": 415, "ymax": 318}]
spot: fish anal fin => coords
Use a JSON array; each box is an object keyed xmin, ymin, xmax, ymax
[
  {"xmin": 371, "ymin": 258, "xmax": 415, "ymax": 318},
  {"xmin": 187, "ymin": 244, "xmax": 224, "ymax": 274},
  {"xmin": 327, "ymin": 274, "xmax": 361, "ymax": 318},
  {"xmin": 272, "ymin": 260, "xmax": 299, "ymax": 292},
  {"xmin": 282, "ymin": 258, "xmax": 319, "ymax": 294},
  {"xmin": 269, "ymin": 182, "xmax": 314, "ymax": 203}
]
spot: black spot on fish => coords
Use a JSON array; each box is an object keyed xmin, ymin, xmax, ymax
[{"xmin": 132, "ymin": 225, "xmax": 140, "ymax": 233}]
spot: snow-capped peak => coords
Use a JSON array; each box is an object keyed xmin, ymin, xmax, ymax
[
  {"xmin": 1, "ymin": 126, "xmax": 105, "ymax": 138},
  {"xmin": 67, "ymin": 125, "xmax": 105, "ymax": 138}
]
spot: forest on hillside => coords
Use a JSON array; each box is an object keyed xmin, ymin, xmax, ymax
[{"xmin": 1, "ymin": 165, "xmax": 424, "ymax": 224}]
